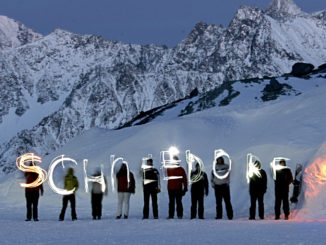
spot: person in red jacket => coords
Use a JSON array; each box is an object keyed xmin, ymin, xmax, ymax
[
  {"xmin": 167, "ymin": 156, "xmax": 187, "ymax": 219},
  {"xmin": 116, "ymin": 163, "xmax": 135, "ymax": 219},
  {"xmin": 25, "ymin": 171, "xmax": 44, "ymax": 221}
]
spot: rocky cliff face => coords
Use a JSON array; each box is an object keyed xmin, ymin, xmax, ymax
[{"xmin": 1, "ymin": 0, "xmax": 326, "ymax": 173}]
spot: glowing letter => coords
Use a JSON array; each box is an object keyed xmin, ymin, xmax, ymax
[
  {"xmin": 270, "ymin": 157, "xmax": 291, "ymax": 180},
  {"xmin": 48, "ymin": 155, "xmax": 78, "ymax": 195},
  {"xmin": 212, "ymin": 149, "xmax": 232, "ymax": 180},
  {"xmin": 16, "ymin": 153, "xmax": 48, "ymax": 188},
  {"xmin": 186, "ymin": 150, "xmax": 204, "ymax": 185},
  {"xmin": 160, "ymin": 146, "xmax": 182, "ymax": 180},
  {"xmin": 83, "ymin": 159, "xmax": 106, "ymax": 193},
  {"xmin": 141, "ymin": 154, "xmax": 156, "ymax": 185},
  {"xmin": 246, "ymin": 153, "xmax": 262, "ymax": 183},
  {"xmin": 110, "ymin": 155, "xmax": 130, "ymax": 192}
]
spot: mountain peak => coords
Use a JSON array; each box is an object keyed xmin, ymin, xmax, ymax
[
  {"xmin": 0, "ymin": 15, "xmax": 42, "ymax": 49},
  {"xmin": 265, "ymin": 0, "xmax": 302, "ymax": 18}
]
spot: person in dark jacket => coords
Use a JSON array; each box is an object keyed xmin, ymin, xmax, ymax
[
  {"xmin": 167, "ymin": 156, "xmax": 188, "ymax": 219},
  {"xmin": 116, "ymin": 163, "xmax": 135, "ymax": 219},
  {"xmin": 290, "ymin": 164, "xmax": 303, "ymax": 203},
  {"xmin": 25, "ymin": 171, "xmax": 44, "ymax": 221},
  {"xmin": 249, "ymin": 160, "xmax": 267, "ymax": 220},
  {"xmin": 59, "ymin": 167, "xmax": 79, "ymax": 221},
  {"xmin": 274, "ymin": 159, "xmax": 293, "ymax": 220},
  {"xmin": 91, "ymin": 170, "xmax": 108, "ymax": 220},
  {"xmin": 142, "ymin": 158, "xmax": 160, "ymax": 219},
  {"xmin": 190, "ymin": 163, "xmax": 208, "ymax": 219},
  {"xmin": 211, "ymin": 156, "xmax": 233, "ymax": 220}
]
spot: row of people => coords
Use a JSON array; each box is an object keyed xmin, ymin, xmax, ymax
[{"xmin": 23, "ymin": 157, "xmax": 297, "ymax": 221}]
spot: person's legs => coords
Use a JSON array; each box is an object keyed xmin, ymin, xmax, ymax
[
  {"xmin": 151, "ymin": 190, "xmax": 158, "ymax": 219},
  {"xmin": 249, "ymin": 193, "xmax": 257, "ymax": 219},
  {"xmin": 92, "ymin": 193, "xmax": 103, "ymax": 219},
  {"xmin": 91, "ymin": 193, "xmax": 96, "ymax": 219},
  {"xmin": 258, "ymin": 193, "xmax": 265, "ymax": 219},
  {"xmin": 283, "ymin": 192, "xmax": 290, "ymax": 219},
  {"xmin": 222, "ymin": 185, "xmax": 233, "ymax": 220},
  {"xmin": 32, "ymin": 191, "xmax": 40, "ymax": 220},
  {"xmin": 123, "ymin": 192, "xmax": 131, "ymax": 217},
  {"xmin": 59, "ymin": 195, "xmax": 69, "ymax": 220},
  {"xmin": 117, "ymin": 192, "xmax": 124, "ymax": 218},
  {"xmin": 25, "ymin": 192, "xmax": 32, "ymax": 220},
  {"xmin": 214, "ymin": 186, "xmax": 223, "ymax": 219},
  {"xmin": 198, "ymin": 193, "xmax": 204, "ymax": 219},
  {"xmin": 175, "ymin": 190, "xmax": 183, "ymax": 218},
  {"xmin": 274, "ymin": 191, "xmax": 282, "ymax": 219},
  {"xmin": 168, "ymin": 190, "xmax": 176, "ymax": 218},
  {"xmin": 191, "ymin": 191, "xmax": 197, "ymax": 219},
  {"xmin": 97, "ymin": 194, "xmax": 103, "ymax": 219},
  {"xmin": 143, "ymin": 189, "xmax": 150, "ymax": 219},
  {"xmin": 70, "ymin": 194, "xmax": 77, "ymax": 220}
]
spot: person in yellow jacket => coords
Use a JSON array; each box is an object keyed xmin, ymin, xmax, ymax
[{"xmin": 59, "ymin": 168, "xmax": 79, "ymax": 221}]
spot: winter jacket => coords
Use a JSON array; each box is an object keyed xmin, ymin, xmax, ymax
[
  {"xmin": 191, "ymin": 171, "xmax": 208, "ymax": 196},
  {"xmin": 143, "ymin": 167, "xmax": 160, "ymax": 191},
  {"xmin": 167, "ymin": 166, "xmax": 187, "ymax": 191},
  {"xmin": 117, "ymin": 169, "xmax": 136, "ymax": 193},
  {"xmin": 275, "ymin": 168, "xmax": 293, "ymax": 193},
  {"xmin": 64, "ymin": 174, "xmax": 79, "ymax": 193},
  {"xmin": 249, "ymin": 169, "xmax": 267, "ymax": 195},
  {"xmin": 25, "ymin": 172, "xmax": 44, "ymax": 193},
  {"xmin": 211, "ymin": 163, "xmax": 230, "ymax": 186}
]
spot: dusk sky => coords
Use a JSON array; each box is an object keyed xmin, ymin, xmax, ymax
[{"xmin": 1, "ymin": 0, "xmax": 325, "ymax": 47}]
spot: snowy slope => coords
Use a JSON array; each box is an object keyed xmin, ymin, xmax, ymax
[
  {"xmin": 1, "ymin": 72, "xmax": 326, "ymax": 218},
  {"xmin": 0, "ymin": 67, "xmax": 326, "ymax": 245}
]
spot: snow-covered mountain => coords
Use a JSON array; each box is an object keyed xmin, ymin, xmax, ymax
[
  {"xmin": 2, "ymin": 65, "xmax": 326, "ymax": 222},
  {"xmin": 1, "ymin": 0, "xmax": 326, "ymax": 173},
  {"xmin": 0, "ymin": 15, "xmax": 42, "ymax": 50}
]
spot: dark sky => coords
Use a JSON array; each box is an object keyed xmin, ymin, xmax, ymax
[{"xmin": 0, "ymin": 0, "xmax": 325, "ymax": 47}]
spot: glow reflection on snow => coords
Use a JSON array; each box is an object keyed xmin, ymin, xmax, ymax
[
  {"xmin": 110, "ymin": 155, "xmax": 130, "ymax": 192},
  {"xmin": 83, "ymin": 159, "xmax": 106, "ymax": 193},
  {"xmin": 186, "ymin": 150, "xmax": 204, "ymax": 185},
  {"xmin": 48, "ymin": 155, "xmax": 77, "ymax": 195},
  {"xmin": 270, "ymin": 157, "xmax": 290, "ymax": 180},
  {"xmin": 212, "ymin": 149, "xmax": 231, "ymax": 180},
  {"xmin": 16, "ymin": 153, "xmax": 48, "ymax": 188},
  {"xmin": 161, "ymin": 146, "xmax": 183, "ymax": 181},
  {"xmin": 304, "ymin": 154, "xmax": 326, "ymax": 198},
  {"xmin": 246, "ymin": 153, "xmax": 262, "ymax": 184}
]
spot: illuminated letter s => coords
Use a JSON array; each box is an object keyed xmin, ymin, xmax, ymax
[{"xmin": 16, "ymin": 153, "xmax": 48, "ymax": 188}]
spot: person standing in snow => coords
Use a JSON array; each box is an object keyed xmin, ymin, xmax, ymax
[
  {"xmin": 190, "ymin": 162, "xmax": 209, "ymax": 219},
  {"xmin": 116, "ymin": 163, "xmax": 135, "ymax": 219},
  {"xmin": 274, "ymin": 159, "xmax": 293, "ymax": 220},
  {"xmin": 167, "ymin": 156, "xmax": 188, "ymax": 219},
  {"xmin": 211, "ymin": 156, "xmax": 233, "ymax": 220},
  {"xmin": 248, "ymin": 160, "xmax": 267, "ymax": 220},
  {"xmin": 142, "ymin": 158, "xmax": 160, "ymax": 219},
  {"xmin": 91, "ymin": 170, "xmax": 108, "ymax": 220},
  {"xmin": 59, "ymin": 167, "xmax": 79, "ymax": 221},
  {"xmin": 24, "ymin": 170, "xmax": 44, "ymax": 221},
  {"xmin": 290, "ymin": 164, "xmax": 303, "ymax": 203}
]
